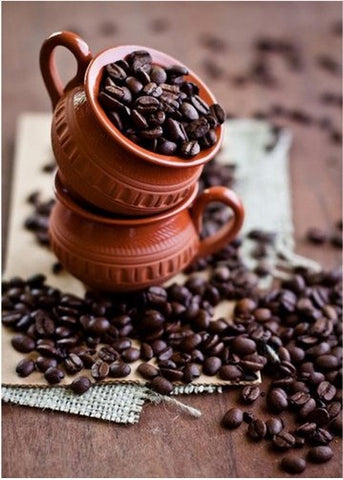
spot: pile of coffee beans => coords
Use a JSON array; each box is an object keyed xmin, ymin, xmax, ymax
[{"xmin": 98, "ymin": 50, "xmax": 225, "ymax": 157}]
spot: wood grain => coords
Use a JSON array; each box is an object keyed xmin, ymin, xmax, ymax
[{"xmin": 2, "ymin": 1, "xmax": 342, "ymax": 477}]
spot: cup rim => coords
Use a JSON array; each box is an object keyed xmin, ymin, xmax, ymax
[
  {"xmin": 54, "ymin": 172, "xmax": 199, "ymax": 225},
  {"xmin": 85, "ymin": 45, "xmax": 224, "ymax": 168}
]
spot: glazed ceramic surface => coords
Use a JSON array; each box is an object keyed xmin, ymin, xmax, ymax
[
  {"xmin": 40, "ymin": 31, "xmax": 224, "ymax": 216},
  {"xmin": 49, "ymin": 174, "xmax": 244, "ymax": 292}
]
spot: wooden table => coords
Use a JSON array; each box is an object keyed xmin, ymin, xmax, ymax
[{"xmin": 2, "ymin": 2, "xmax": 342, "ymax": 477}]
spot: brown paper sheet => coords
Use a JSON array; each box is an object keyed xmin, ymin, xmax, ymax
[{"xmin": 2, "ymin": 113, "xmax": 260, "ymax": 388}]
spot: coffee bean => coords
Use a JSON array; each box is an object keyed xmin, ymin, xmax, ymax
[
  {"xmin": 222, "ymin": 408, "xmax": 243, "ymax": 429},
  {"xmin": 241, "ymin": 385, "xmax": 260, "ymax": 403},
  {"xmin": 36, "ymin": 356, "xmax": 57, "ymax": 372},
  {"xmin": 11, "ymin": 334, "xmax": 35, "ymax": 353},
  {"xmin": 121, "ymin": 347, "xmax": 140, "ymax": 363},
  {"xmin": 150, "ymin": 66, "xmax": 167, "ymax": 84},
  {"xmin": 327, "ymin": 401, "xmax": 341, "ymax": 419},
  {"xmin": 16, "ymin": 358, "xmax": 35, "ymax": 377},
  {"xmin": 317, "ymin": 381, "xmax": 337, "ymax": 401},
  {"xmin": 91, "ymin": 360, "xmax": 109, "ymax": 380},
  {"xmin": 267, "ymin": 389, "xmax": 289, "ymax": 413},
  {"xmin": 109, "ymin": 361, "xmax": 131, "ymax": 378},
  {"xmin": 125, "ymin": 76, "xmax": 143, "ymax": 94},
  {"xmin": 248, "ymin": 419, "xmax": 267, "ymax": 440},
  {"xmin": 296, "ymin": 422, "xmax": 317, "ymax": 437},
  {"xmin": 137, "ymin": 363, "xmax": 159, "ymax": 380},
  {"xmin": 315, "ymin": 355, "xmax": 339, "ymax": 371},
  {"xmin": 64, "ymin": 353, "xmax": 83, "ymax": 374},
  {"xmin": 70, "ymin": 376, "xmax": 92, "ymax": 395},
  {"xmin": 310, "ymin": 428, "xmax": 333, "ymax": 445},
  {"xmin": 329, "ymin": 415, "xmax": 342, "ymax": 436},
  {"xmin": 266, "ymin": 417, "xmax": 284, "ymax": 437},
  {"xmin": 151, "ymin": 376, "xmax": 173, "ymax": 395},
  {"xmin": 308, "ymin": 446, "xmax": 333, "ymax": 463},
  {"xmin": 273, "ymin": 432, "xmax": 296, "ymax": 450},
  {"xmin": 219, "ymin": 365, "xmax": 243, "ymax": 381},
  {"xmin": 232, "ymin": 336, "xmax": 257, "ymax": 355},
  {"xmin": 44, "ymin": 367, "xmax": 65, "ymax": 384},
  {"xmin": 179, "ymin": 140, "xmax": 200, "ymax": 157},
  {"xmin": 202, "ymin": 356, "xmax": 222, "ymax": 375},
  {"xmin": 299, "ymin": 398, "xmax": 317, "ymax": 418},
  {"xmin": 280, "ymin": 456, "xmax": 306, "ymax": 474},
  {"xmin": 183, "ymin": 363, "xmax": 200, "ymax": 383},
  {"xmin": 290, "ymin": 391, "xmax": 311, "ymax": 408}
]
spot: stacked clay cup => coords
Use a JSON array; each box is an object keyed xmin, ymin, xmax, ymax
[{"xmin": 40, "ymin": 32, "xmax": 245, "ymax": 292}]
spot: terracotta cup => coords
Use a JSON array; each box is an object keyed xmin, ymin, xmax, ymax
[
  {"xmin": 40, "ymin": 31, "xmax": 224, "ymax": 216},
  {"xmin": 49, "ymin": 173, "xmax": 244, "ymax": 292}
]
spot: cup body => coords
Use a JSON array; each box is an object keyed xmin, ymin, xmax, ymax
[
  {"xmin": 49, "ymin": 177, "xmax": 200, "ymax": 292},
  {"xmin": 43, "ymin": 36, "xmax": 224, "ymax": 215}
]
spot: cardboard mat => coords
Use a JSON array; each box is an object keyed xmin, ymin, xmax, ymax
[{"xmin": 2, "ymin": 113, "xmax": 260, "ymax": 389}]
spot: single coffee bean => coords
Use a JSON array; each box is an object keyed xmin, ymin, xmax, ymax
[
  {"xmin": 112, "ymin": 338, "xmax": 132, "ymax": 351},
  {"xmin": 150, "ymin": 66, "xmax": 167, "ymax": 84},
  {"xmin": 121, "ymin": 347, "xmax": 141, "ymax": 363},
  {"xmin": 267, "ymin": 389, "xmax": 289, "ymax": 413},
  {"xmin": 299, "ymin": 398, "xmax": 317, "ymax": 418},
  {"xmin": 179, "ymin": 140, "xmax": 200, "ymax": 157},
  {"xmin": 16, "ymin": 358, "xmax": 35, "ymax": 377},
  {"xmin": 329, "ymin": 415, "xmax": 342, "ymax": 436},
  {"xmin": 241, "ymin": 385, "xmax": 260, "ymax": 403},
  {"xmin": 219, "ymin": 365, "xmax": 243, "ymax": 381},
  {"xmin": 296, "ymin": 422, "xmax": 317, "ymax": 437},
  {"xmin": 135, "ymin": 95, "xmax": 160, "ymax": 113},
  {"xmin": 44, "ymin": 367, "xmax": 65, "ymax": 384},
  {"xmin": 266, "ymin": 417, "xmax": 284, "ymax": 437},
  {"xmin": 183, "ymin": 363, "xmax": 200, "ymax": 383},
  {"xmin": 70, "ymin": 376, "xmax": 92, "ymax": 395},
  {"xmin": 327, "ymin": 401, "xmax": 341, "ymax": 419},
  {"xmin": 151, "ymin": 376, "xmax": 173, "ymax": 395},
  {"xmin": 165, "ymin": 118, "xmax": 188, "ymax": 142},
  {"xmin": 308, "ymin": 446, "xmax": 333, "ymax": 463},
  {"xmin": 289, "ymin": 391, "xmax": 311, "ymax": 408},
  {"xmin": 64, "ymin": 353, "xmax": 83, "ymax": 374},
  {"xmin": 36, "ymin": 356, "xmax": 57, "ymax": 372},
  {"xmin": 221, "ymin": 408, "xmax": 243, "ymax": 429},
  {"xmin": 317, "ymin": 381, "xmax": 337, "ymax": 401},
  {"xmin": 98, "ymin": 346, "xmax": 119, "ymax": 363},
  {"xmin": 11, "ymin": 334, "xmax": 35, "ymax": 353},
  {"xmin": 273, "ymin": 432, "xmax": 296, "ymax": 450},
  {"xmin": 280, "ymin": 456, "xmax": 306, "ymax": 474},
  {"xmin": 137, "ymin": 363, "xmax": 159, "ymax": 380},
  {"xmin": 248, "ymin": 419, "xmax": 267, "ymax": 440},
  {"xmin": 109, "ymin": 361, "xmax": 131, "ymax": 378},
  {"xmin": 91, "ymin": 360, "xmax": 110, "ymax": 380},
  {"xmin": 125, "ymin": 76, "xmax": 143, "ymax": 94},
  {"xmin": 231, "ymin": 336, "xmax": 257, "ymax": 356},
  {"xmin": 159, "ymin": 367, "xmax": 184, "ymax": 381},
  {"xmin": 310, "ymin": 428, "xmax": 333, "ymax": 445},
  {"xmin": 306, "ymin": 408, "xmax": 330, "ymax": 426}
]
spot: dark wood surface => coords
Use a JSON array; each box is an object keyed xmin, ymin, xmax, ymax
[{"xmin": 2, "ymin": 2, "xmax": 342, "ymax": 478}]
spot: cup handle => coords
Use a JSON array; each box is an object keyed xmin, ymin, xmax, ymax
[
  {"xmin": 191, "ymin": 186, "xmax": 245, "ymax": 258},
  {"xmin": 39, "ymin": 31, "xmax": 93, "ymax": 109}
]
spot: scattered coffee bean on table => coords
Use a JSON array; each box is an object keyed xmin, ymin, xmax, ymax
[
  {"xmin": 98, "ymin": 50, "xmax": 225, "ymax": 157},
  {"xmin": 280, "ymin": 456, "xmax": 306, "ymax": 474},
  {"xmin": 70, "ymin": 376, "xmax": 92, "ymax": 395},
  {"xmin": 222, "ymin": 408, "xmax": 243, "ymax": 429}
]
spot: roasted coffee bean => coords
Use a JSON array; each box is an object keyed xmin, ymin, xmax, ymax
[
  {"xmin": 290, "ymin": 391, "xmax": 311, "ymax": 408},
  {"xmin": 222, "ymin": 408, "xmax": 243, "ymax": 429},
  {"xmin": 135, "ymin": 95, "xmax": 160, "ymax": 113},
  {"xmin": 327, "ymin": 401, "xmax": 341, "ymax": 419},
  {"xmin": 109, "ymin": 361, "xmax": 131, "ymax": 378},
  {"xmin": 317, "ymin": 381, "xmax": 337, "ymax": 401},
  {"xmin": 11, "ymin": 334, "xmax": 35, "ymax": 353},
  {"xmin": 241, "ymin": 385, "xmax": 260, "ymax": 403},
  {"xmin": 98, "ymin": 346, "xmax": 119, "ymax": 363},
  {"xmin": 183, "ymin": 363, "xmax": 200, "ymax": 383},
  {"xmin": 295, "ymin": 422, "xmax": 317, "ymax": 437},
  {"xmin": 308, "ymin": 446, "xmax": 333, "ymax": 463},
  {"xmin": 231, "ymin": 336, "xmax": 257, "ymax": 355},
  {"xmin": 91, "ymin": 360, "xmax": 110, "ymax": 380},
  {"xmin": 267, "ymin": 388, "xmax": 289, "ymax": 413},
  {"xmin": 329, "ymin": 415, "xmax": 342, "ymax": 436},
  {"xmin": 266, "ymin": 417, "xmax": 284, "ymax": 437},
  {"xmin": 151, "ymin": 376, "xmax": 174, "ymax": 395},
  {"xmin": 70, "ymin": 376, "xmax": 92, "ymax": 395},
  {"xmin": 87, "ymin": 317, "xmax": 110, "ymax": 335},
  {"xmin": 280, "ymin": 456, "xmax": 306, "ymax": 474},
  {"xmin": 106, "ymin": 63, "xmax": 127, "ymax": 82},
  {"xmin": 64, "ymin": 353, "xmax": 83, "ymax": 374},
  {"xmin": 315, "ymin": 354, "xmax": 339, "ymax": 371},
  {"xmin": 219, "ymin": 365, "xmax": 243, "ymax": 381},
  {"xmin": 112, "ymin": 338, "xmax": 132, "ymax": 351},
  {"xmin": 35, "ymin": 356, "xmax": 57, "ymax": 372},
  {"xmin": 179, "ymin": 140, "xmax": 200, "ymax": 157},
  {"xmin": 125, "ymin": 76, "xmax": 143, "ymax": 94},
  {"xmin": 16, "ymin": 358, "xmax": 35, "ymax": 377},
  {"xmin": 137, "ymin": 363, "xmax": 159, "ymax": 380},
  {"xmin": 157, "ymin": 139, "xmax": 178, "ymax": 155},
  {"xmin": 273, "ymin": 432, "xmax": 296, "ymax": 450},
  {"xmin": 141, "ymin": 310, "xmax": 165, "ymax": 331},
  {"xmin": 140, "ymin": 343, "xmax": 154, "ymax": 360},
  {"xmin": 310, "ymin": 428, "xmax": 333, "ymax": 445},
  {"xmin": 121, "ymin": 347, "xmax": 140, "ymax": 363},
  {"xmin": 299, "ymin": 398, "xmax": 317, "ymax": 418},
  {"xmin": 150, "ymin": 66, "xmax": 167, "ymax": 84},
  {"xmin": 44, "ymin": 367, "xmax": 65, "ymax": 384},
  {"xmin": 187, "ymin": 117, "xmax": 210, "ymax": 139},
  {"xmin": 202, "ymin": 356, "xmax": 222, "ymax": 375},
  {"xmin": 159, "ymin": 367, "xmax": 184, "ymax": 381},
  {"xmin": 248, "ymin": 419, "xmax": 267, "ymax": 440}
]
